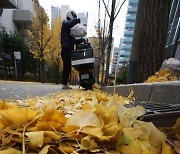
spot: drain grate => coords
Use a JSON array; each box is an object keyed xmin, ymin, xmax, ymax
[{"xmin": 125, "ymin": 102, "xmax": 180, "ymax": 127}]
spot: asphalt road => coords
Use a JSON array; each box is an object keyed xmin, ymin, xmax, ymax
[{"xmin": 0, "ymin": 80, "xmax": 78, "ymax": 100}]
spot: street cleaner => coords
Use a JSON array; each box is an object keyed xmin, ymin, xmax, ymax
[{"xmin": 61, "ymin": 9, "xmax": 85, "ymax": 89}]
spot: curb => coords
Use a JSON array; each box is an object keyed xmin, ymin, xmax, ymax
[{"xmin": 101, "ymin": 81, "xmax": 180, "ymax": 104}]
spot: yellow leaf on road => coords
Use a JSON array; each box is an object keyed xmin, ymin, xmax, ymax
[
  {"xmin": 161, "ymin": 142, "xmax": 175, "ymax": 154},
  {"xmin": 0, "ymin": 148, "xmax": 22, "ymax": 154},
  {"xmin": 26, "ymin": 131, "xmax": 44, "ymax": 147},
  {"xmin": 66, "ymin": 110, "xmax": 102, "ymax": 128},
  {"xmin": 0, "ymin": 108, "xmax": 37, "ymax": 124}
]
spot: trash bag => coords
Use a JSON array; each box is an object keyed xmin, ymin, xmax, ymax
[
  {"xmin": 70, "ymin": 24, "xmax": 87, "ymax": 37},
  {"xmin": 160, "ymin": 58, "xmax": 180, "ymax": 78}
]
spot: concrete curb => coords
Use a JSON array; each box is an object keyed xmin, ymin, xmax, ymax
[{"xmin": 101, "ymin": 81, "xmax": 180, "ymax": 104}]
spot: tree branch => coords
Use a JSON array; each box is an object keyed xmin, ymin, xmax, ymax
[
  {"xmin": 102, "ymin": 0, "xmax": 111, "ymax": 18},
  {"xmin": 114, "ymin": 0, "xmax": 127, "ymax": 19}
]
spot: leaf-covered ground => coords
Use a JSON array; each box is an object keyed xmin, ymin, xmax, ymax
[{"xmin": 0, "ymin": 90, "xmax": 179, "ymax": 154}]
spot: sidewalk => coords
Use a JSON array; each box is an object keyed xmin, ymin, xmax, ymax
[{"xmin": 0, "ymin": 80, "xmax": 79, "ymax": 100}]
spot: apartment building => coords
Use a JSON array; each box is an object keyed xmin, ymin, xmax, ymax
[
  {"xmin": 119, "ymin": 0, "xmax": 138, "ymax": 65},
  {"xmin": 0, "ymin": 0, "xmax": 33, "ymax": 33}
]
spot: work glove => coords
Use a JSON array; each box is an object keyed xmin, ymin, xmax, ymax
[
  {"xmin": 77, "ymin": 18, "xmax": 81, "ymax": 24},
  {"xmin": 82, "ymin": 38, "xmax": 86, "ymax": 43}
]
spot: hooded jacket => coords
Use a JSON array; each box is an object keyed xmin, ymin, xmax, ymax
[{"xmin": 61, "ymin": 18, "xmax": 81, "ymax": 50}]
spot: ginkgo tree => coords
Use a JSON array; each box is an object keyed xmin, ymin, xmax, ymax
[
  {"xmin": 45, "ymin": 19, "xmax": 62, "ymax": 84},
  {"xmin": 27, "ymin": 0, "xmax": 52, "ymax": 83}
]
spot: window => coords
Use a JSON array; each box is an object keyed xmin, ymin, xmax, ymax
[
  {"xmin": 127, "ymin": 11, "xmax": 136, "ymax": 15},
  {"xmin": 124, "ymin": 34, "xmax": 134, "ymax": 38},
  {"xmin": 123, "ymin": 41, "xmax": 132, "ymax": 45},
  {"xmin": 120, "ymin": 55, "xmax": 129, "ymax": 58},
  {"xmin": 125, "ymin": 27, "xmax": 134, "ymax": 31},
  {"xmin": 129, "ymin": 2, "xmax": 138, "ymax": 7},
  {"xmin": 126, "ymin": 19, "xmax": 136, "ymax": 23}
]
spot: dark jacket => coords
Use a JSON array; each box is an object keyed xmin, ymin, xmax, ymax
[{"xmin": 61, "ymin": 18, "xmax": 82, "ymax": 50}]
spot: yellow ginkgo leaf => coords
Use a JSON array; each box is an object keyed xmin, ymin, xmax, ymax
[
  {"xmin": 82, "ymin": 102, "xmax": 94, "ymax": 110},
  {"xmin": 161, "ymin": 142, "xmax": 174, "ymax": 154},
  {"xmin": 26, "ymin": 131, "xmax": 44, "ymax": 147},
  {"xmin": 118, "ymin": 128, "xmax": 142, "ymax": 145},
  {"xmin": 81, "ymin": 126, "xmax": 103, "ymax": 137},
  {"xmin": 133, "ymin": 120, "xmax": 151, "ymax": 140},
  {"xmin": 40, "ymin": 109, "xmax": 66, "ymax": 125},
  {"xmin": 124, "ymin": 106, "xmax": 146, "ymax": 128},
  {"xmin": 44, "ymin": 131, "xmax": 61, "ymax": 140},
  {"xmin": 0, "ymin": 108, "xmax": 37, "ymax": 124},
  {"xmin": 81, "ymin": 135, "xmax": 98, "ymax": 150},
  {"xmin": 58, "ymin": 142, "xmax": 75, "ymax": 153},
  {"xmin": 66, "ymin": 110, "xmax": 102, "ymax": 128},
  {"xmin": 147, "ymin": 122, "xmax": 166, "ymax": 147},
  {"xmin": 36, "ymin": 121, "xmax": 62, "ymax": 131},
  {"xmin": 0, "ymin": 100, "xmax": 14, "ymax": 110},
  {"xmin": 120, "ymin": 140, "xmax": 142, "ymax": 154},
  {"xmin": 0, "ymin": 148, "xmax": 22, "ymax": 154},
  {"xmin": 39, "ymin": 145, "xmax": 50, "ymax": 154}
]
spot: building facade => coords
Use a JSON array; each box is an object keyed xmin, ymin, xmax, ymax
[
  {"xmin": 165, "ymin": 0, "xmax": 180, "ymax": 59},
  {"xmin": 0, "ymin": 0, "xmax": 33, "ymax": 33},
  {"xmin": 51, "ymin": 5, "xmax": 70, "ymax": 22},
  {"xmin": 119, "ymin": 0, "xmax": 138, "ymax": 65},
  {"xmin": 51, "ymin": 5, "xmax": 88, "ymax": 26},
  {"xmin": 109, "ymin": 47, "xmax": 120, "ymax": 75}
]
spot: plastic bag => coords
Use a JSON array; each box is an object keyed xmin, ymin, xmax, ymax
[
  {"xmin": 160, "ymin": 58, "xmax": 180, "ymax": 77},
  {"xmin": 70, "ymin": 24, "xmax": 87, "ymax": 37}
]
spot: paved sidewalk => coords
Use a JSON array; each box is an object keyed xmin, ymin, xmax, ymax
[{"xmin": 0, "ymin": 80, "xmax": 78, "ymax": 100}]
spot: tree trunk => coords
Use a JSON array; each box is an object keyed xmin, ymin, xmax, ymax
[
  {"xmin": 138, "ymin": 0, "xmax": 170, "ymax": 82},
  {"xmin": 40, "ymin": 59, "xmax": 45, "ymax": 83},
  {"xmin": 101, "ymin": 53, "xmax": 105, "ymax": 85},
  {"xmin": 104, "ymin": 0, "xmax": 115, "ymax": 86},
  {"xmin": 55, "ymin": 65, "xmax": 59, "ymax": 84}
]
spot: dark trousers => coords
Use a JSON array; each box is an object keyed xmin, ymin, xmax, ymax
[{"xmin": 61, "ymin": 48, "xmax": 72, "ymax": 85}]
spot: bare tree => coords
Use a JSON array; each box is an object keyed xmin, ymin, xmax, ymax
[
  {"xmin": 96, "ymin": 0, "xmax": 109, "ymax": 85},
  {"xmin": 101, "ymin": 0, "xmax": 127, "ymax": 86}
]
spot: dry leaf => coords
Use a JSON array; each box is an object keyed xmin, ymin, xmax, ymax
[
  {"xmin": 161, "ymin": 141, "xmax": 174, "ymax": 154},
  {"xmin": 39, "ymin": 145, "xmax": 50, "ymax": 154},
  {"xmin": 58, "ymin": 142, "xmax": 75, "ymax": 153},
  {"xmin": 66, "ymin": 110, "xmax": 102, "ymax": 128},
  {"xmin": 81, "ymin": 135, "xmax": 98, "ymax": 150},
  {"xmin": 174, "ymin": 141, "xmax": 180, "ymax": 154},
  {"xmin": 0, "ymin": 108, "xmax": 37, "ymax": 124},
  {"xmin": 26, "ymin": 131, "xmax": 44, "ymax": 147},
  {"xmin": 0, "ymin": 148, "xmax": 22, "ymax": 154}
]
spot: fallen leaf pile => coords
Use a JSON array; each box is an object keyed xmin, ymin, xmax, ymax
[
  {"xmin": 145, "ymin": 68, "xmax": 178, "ymax": 83},
  {"xmin": 0, "ymin": 90, "xmax": 177, "ymax": 153}
]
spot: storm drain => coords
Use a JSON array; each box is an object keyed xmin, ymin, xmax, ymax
[{"xmin": 125, "ymin": 102, "xmax": 180, "ymax": 127}]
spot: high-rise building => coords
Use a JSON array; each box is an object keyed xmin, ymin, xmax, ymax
[
  {"xmin": 51, "ymin": 6, "xmax": 61, "ymax": 21},
  {"xmin": 51, "ymin": 5, "xmax": 88, "ymax": 33},
  {"xmin": 51, "ymin": 5, "xmax": 70, "ymax": 22},
  {"xmin": 109, "ymin": 47, "xmax": 120, "ymax": 75},
  {"xmin": 118, "ymin": 0, "xmax": 138, "ymax": 65}
]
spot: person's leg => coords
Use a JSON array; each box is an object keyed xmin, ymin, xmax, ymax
[{"xmin": 61, "ymin": 49, "xmax": 72, "ymax": 86}]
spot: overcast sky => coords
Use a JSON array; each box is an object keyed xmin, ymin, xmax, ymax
[{"xmin": 39, "ymin": 0, "xmax": 128, "ymax": 47}]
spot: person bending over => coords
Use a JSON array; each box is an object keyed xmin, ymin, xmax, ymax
[{"xmin": 61, "ymin": 9, "xmax": 84, "ymax": 89}]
